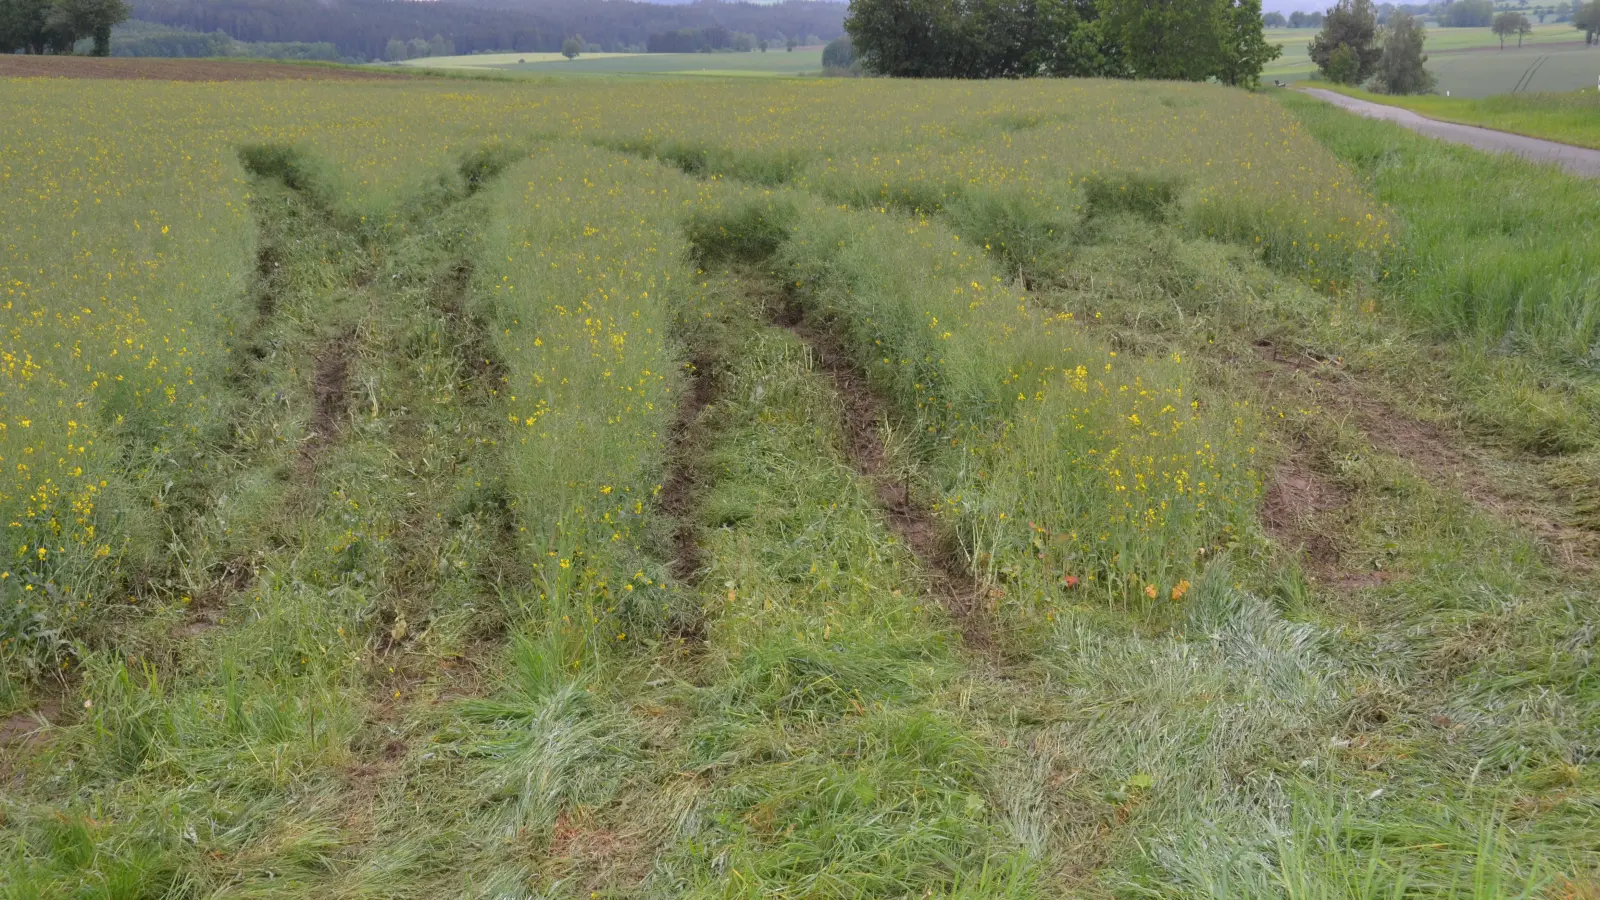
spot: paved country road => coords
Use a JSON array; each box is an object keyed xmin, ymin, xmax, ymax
[{"xmin": 1299, "ymin": 88, "xmax": 1600, "ymax": 179}]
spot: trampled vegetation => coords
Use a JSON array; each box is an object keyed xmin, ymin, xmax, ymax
[{"xmin": 2, "ymin": 73, "xmax": 1597, "ymax": 898}]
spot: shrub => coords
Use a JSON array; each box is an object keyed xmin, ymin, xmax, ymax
[
  {"xmin": 685, "ymin": 198, "xmax": 796, "ymax": 266},
  {"xmin": 1082, "ymin": 172, "xmax": 1186, "ymax": 224}
]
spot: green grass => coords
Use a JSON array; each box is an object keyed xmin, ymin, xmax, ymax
[
  {"xmin": 396, "ymin": 51, "xmax": 638, "ymax": 67},
  {"xmin": 1313, "ymin": 84, "xmax": 1600, "ymax": 149},
  {"xmin": 1278, "ymin": 89, "xmax": 1600, "ymax": 363},
  {"xmin": 1423, "ymin": 46, "xmax": 1600, "ymax": 98}
]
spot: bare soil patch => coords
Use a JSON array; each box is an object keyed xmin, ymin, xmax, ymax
[
  {"xmin": 1261, "ymin": 460, "xmax": 1346, "ymax": 569},
  {"xmin": 0, "ymin": 699, "xmax": 61, "ymax": 751},
  {"xmin": 660, "ymin": 354, "xmax": 717, "ymax": 592},
  {"xmin": 308, "ymin": 328, "xmax": 356, "ymax": 457},
  {"xmin": 0, "ymin": 56, "xmax": 403, "ymax": 82},
  {"xmin": 1260, "ymin": 456, "xmax": 1402, "ymax": 589}
]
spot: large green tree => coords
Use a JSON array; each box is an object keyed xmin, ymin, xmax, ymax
[
  {"xmin": 0, "ymin": 0, "xmax": 127, "ymax": 54},
  {"xmin": 1219, "ymin": 0, "xmax": 1282, "ymax": 87},
  {"xmin": 1308, "ymin": 0, "xmax": 1382, "ymax": 84},
  {"xmin": 1096, "ymin": 0, "xmax": 1278, "ymax": 85},
  {"xmin": 53, "ymin": 0, "xmax": 128, "ymax": 54},
  {"xmin": 1439, "ymin": 0, "xmax": 1494, "ymax": 27},
  {"xmin": 1370, "ymin": 9, "xmax": 1434, "ymax": 94},
  {"xmin": 0, "ymin": 0, "xmax": 72, "ymax": 53},
  {"xmin": 1577, "ymin": 0, "xmax": 1600, "ymax": 44},
  {"xmin": 844, "ymin": 0, "xmax": 970, "ymax": 77},
  {"xmin": 1098, "ymin": 0, "xmax": 1225, "ymax": 81}
]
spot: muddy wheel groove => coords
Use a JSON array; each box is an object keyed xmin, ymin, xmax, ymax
[
  {"xmin": 773, "ymin": 295, "xmax": 996, "ymax": 651},
  {"xmin": 660, "ymin": 358, "xmax": 716, "ymax": 590},
  {"xmin": 306, "ymin": 326, "xmax": 357, "ymax": 462}
]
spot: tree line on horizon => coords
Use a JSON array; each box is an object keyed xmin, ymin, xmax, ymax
[
  {"xmin": 113, "ymin": 0, "xmax": 845, "ymax": 60},
  {"xmin": 844, "ymin": 0, "xmax": 1282, "ymax": 84},
  {"xmin": 1, "ymin": 0, "xmax": 130, "ymax": 54},
  {"xmin": 1268, "ymin": 0, "xmax": 1600, "ymax": 32}
]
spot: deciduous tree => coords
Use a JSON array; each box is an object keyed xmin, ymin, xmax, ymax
[
  {"xmin": 1219, "ymin": 0, "xmax": 1282, "ymax": 87},
  {"xmin": 0, "ymin": 0, "xmax": 126, "ymax": 54},
  {"xmin": 822, "ymin": 33, "xmax": 854, "ymax": 68},
  {"xmin": 1309, "ymin": 0, "xmax": 1382, "ymax": 84},
  {"xmin": 561, "ymin": 34, "xmax": 582, "ymax": 58},
  {"xmin": 49, "ymin": 0, "xmax": 127, "ymax": 55},
  {"xmin": 843, "ymin": 0, "xmax": 965, "ymax": 76},
  {"xmin": 1371, "ymin": 9, "xmax": 1434, "ymax": 93},
  {"xmin": 1491, "ymin": 11, "xmax": 1526, "ymax": 48},
  {"xmin": 1100, "ymin": 0, "xmax": 1229, "ymax": 81},
  {"xmin": 1576, "ymin": 0, "xmax": 1600, "ymax": 43}
]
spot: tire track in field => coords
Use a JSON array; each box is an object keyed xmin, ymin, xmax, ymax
[
  {"xmin": 765, "ymin": 284, "xmax": 997, "ymax": 651},
  {"xmin": 1512, "ymin": 54, "xmax": 1549, "ymax": 93},
  {"xmin": 1248, "ymin": 340, "xmax": 1600, "ymax": 572}
]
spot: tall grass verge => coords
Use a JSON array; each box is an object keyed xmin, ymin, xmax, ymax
[{"xmin": 1279, "ymin": 90, "xmax": 1600, "ymax": 363}]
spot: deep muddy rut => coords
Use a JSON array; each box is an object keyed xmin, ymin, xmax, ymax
[
  {"xmin": 305, "ymin": 326, "xmax": 357, "ymax": 463},
  {"xmin": 660, "ymin": 355, "xmax": 717, "ymax": 589}
]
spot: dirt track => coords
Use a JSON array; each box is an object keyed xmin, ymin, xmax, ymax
[
  {"xmin": 0, "ymin": 56, "xmax": 404, "ymax": 82},
  {"xmin": 1299, "ymin": 87, "xmax": 1600, "ymax": 178}
]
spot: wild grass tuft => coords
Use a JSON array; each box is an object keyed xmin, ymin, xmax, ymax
[
  {"xmin": 945, "ymin": 186, "xmax": 1076, "ymax": 282},
  {"xmin": 685, "ymin": 198, "xmax": 796, "ymax": 267},
  {"xmin": 1279, "ymin": 90, "xmax": 1600, "ymax": 362},
  {"xmin": 238, "ymin": 142, "xmax": 341, "ymax": 205},
  {"xmin": 1082, "ymin": 171, "xmax": 1186, "ymax": 224}
]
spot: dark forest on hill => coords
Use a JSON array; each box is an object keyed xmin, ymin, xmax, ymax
[{"xmin": 126, "ymin": 0, "xmax": 846, "ymax": 59}]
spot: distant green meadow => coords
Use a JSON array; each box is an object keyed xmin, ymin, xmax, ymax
[
  {"xmin": 398, "ymin": 27, "xmax": 1596, "ymax": 94},
  {"xmin": 1265, "ymin": 23, "xmax": 1600, "ymax": 97},
  {"xmin": 401, "ymin": 47, "xmax": 827, "ymax": 77}
]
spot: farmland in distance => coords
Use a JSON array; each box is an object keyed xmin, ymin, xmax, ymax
[{"xmin": 1266, "ymin": 23, "xmax": 1600, "ymax": 95}]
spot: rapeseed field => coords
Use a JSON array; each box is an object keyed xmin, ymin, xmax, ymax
[{"xmin": 2, "ymin": 71, "xmax": 1595, "ymax": 898}]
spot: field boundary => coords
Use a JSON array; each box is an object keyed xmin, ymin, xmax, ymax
[
  {"xmin": 0, "ymin": 56, "xmax": 406, "ymax": 81},
  {"xmin": 1297, "ymin": 86, "xmax": 1600, "ymax": 169}
]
